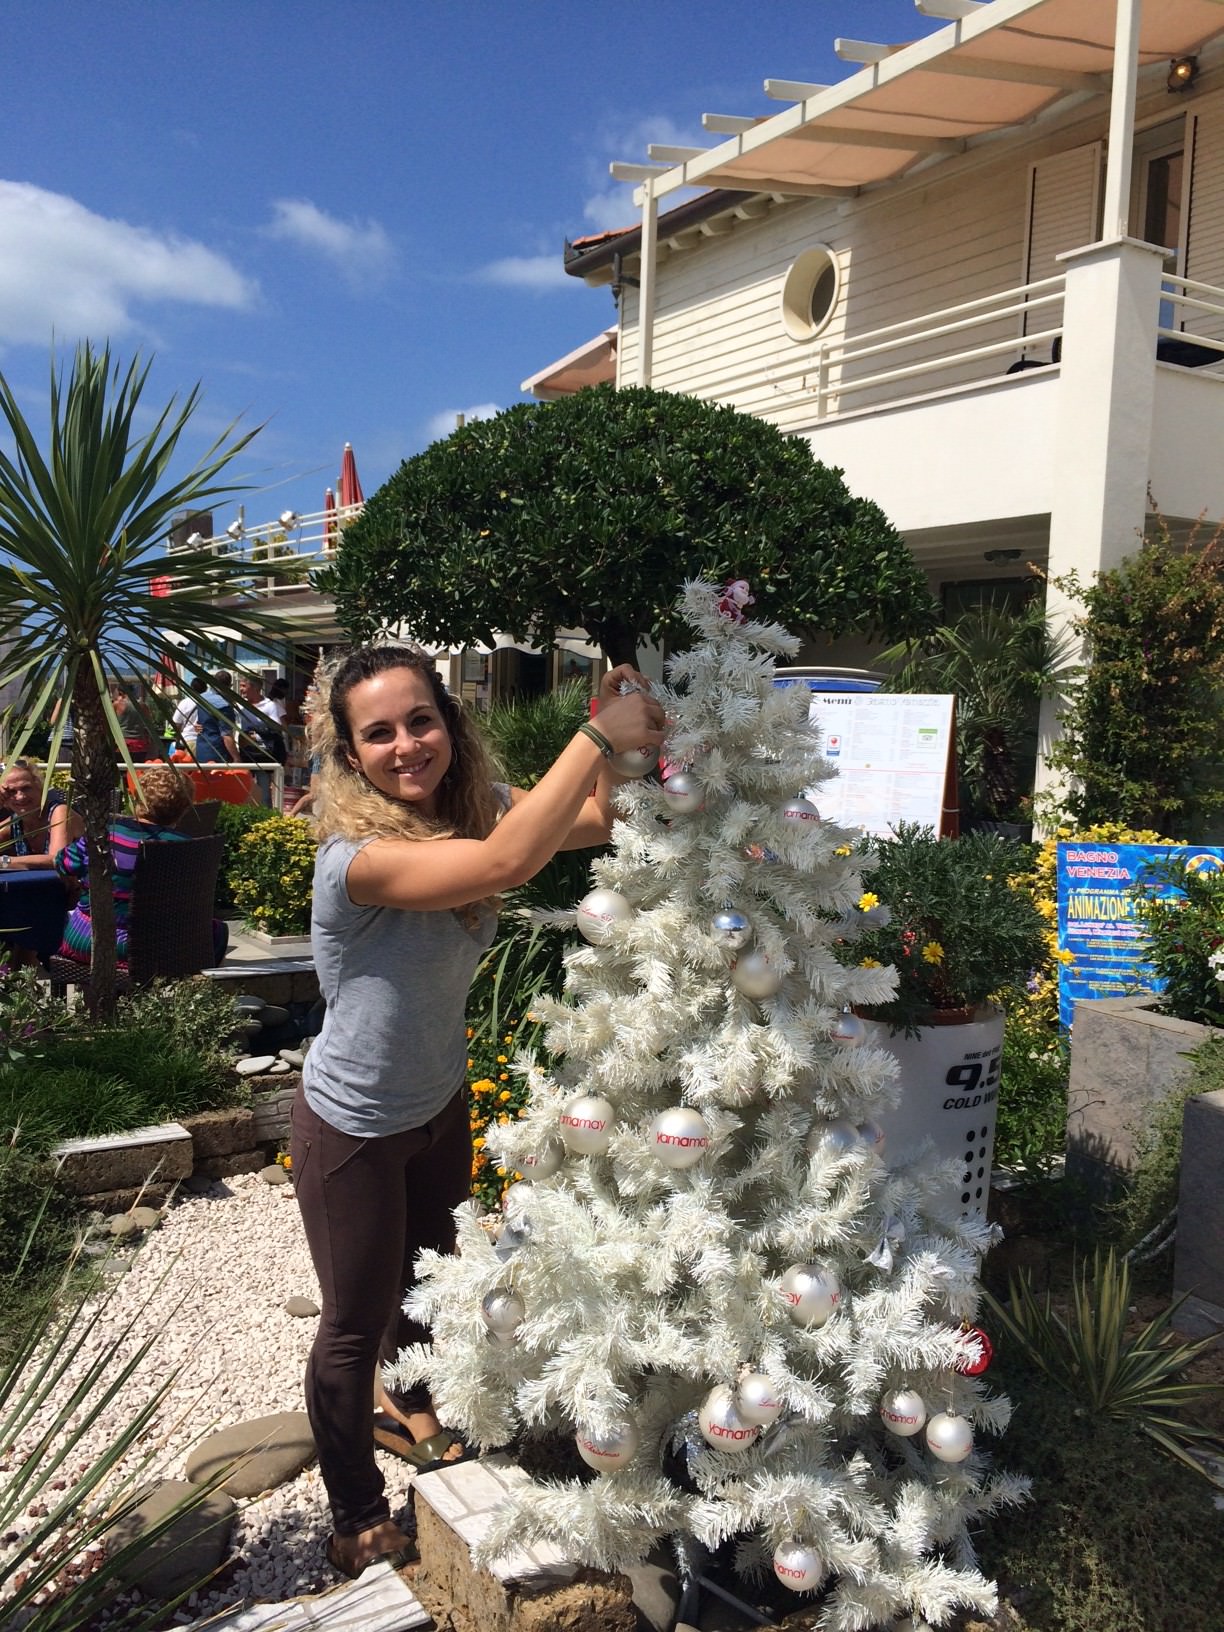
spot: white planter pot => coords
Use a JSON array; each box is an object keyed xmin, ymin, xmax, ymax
[{"xmin": 862, "ymin": 1005, "xmax": 1004, "ymax": 1218}]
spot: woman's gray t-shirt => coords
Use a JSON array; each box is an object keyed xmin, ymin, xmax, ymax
[{"xmin": 303, "ymin": 834, "xmax": 499, "ymax": 1136}]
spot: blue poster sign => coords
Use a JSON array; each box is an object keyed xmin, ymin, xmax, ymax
[{"xmin": 1056, "ymin": 842, "xmax": 1224, "ymax": 1028}]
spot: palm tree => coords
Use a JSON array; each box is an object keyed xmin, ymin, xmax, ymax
[
  {"xmin": 879, "ymin": 594, "xmax": 1071, "ymax": 828},
  {"xmin": 0, "ymin": 344, "xmax": 283, "ymax": 1015}
]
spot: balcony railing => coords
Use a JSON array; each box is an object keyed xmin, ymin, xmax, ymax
[
  {"xmin": 1159, "ymin": 274, "xmax": 1224, "ymax": 367},
  {"xmin": 162, "ymin": 502, "xmax": 364, "ymax": 597},
  {"xmin": 704, "ymin": 275, "xmax": 1066, "ymax": 421}
]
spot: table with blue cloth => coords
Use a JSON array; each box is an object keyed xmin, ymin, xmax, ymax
[{"xmin": 0, "ymin": 872, "xmax": 69, "ymax": 963}]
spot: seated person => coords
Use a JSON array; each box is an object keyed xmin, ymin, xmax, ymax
[
  {"xmin": 54, "ymin": 764, "xmax": 227, "ymax": 965},
  {"xmin": 0, "ymin": 760, "xmax": 82, "ymax": 868}
]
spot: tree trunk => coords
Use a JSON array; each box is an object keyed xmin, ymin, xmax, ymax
[
  {"xmin": 589, "ymin": 621, "xmax": 642, "ymax": 671},
  {"xmin": 72, "ymin": 673, "xmax": 119, "ymax": 1019}
]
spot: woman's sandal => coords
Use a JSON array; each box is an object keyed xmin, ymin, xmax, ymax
[
  {"xmin": 326, "ymin": 1532, "xmax": 418, "ymax": 1579},
  {"xmin": 372, "ymin": 1414, "xmax": 475, "ymax": 1472}
]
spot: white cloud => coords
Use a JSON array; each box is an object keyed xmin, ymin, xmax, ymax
[
  {"xmin": 0, "ymin": 180, "xmax": 256, "ymax": 346},
  {"xmin": 582, "ymin": 114, "xmax": 706, "ymax": 234},
  {"xmin": 425, "ymin": 403, "xmax": 501, "ymax": 441},
  {"xmin": 265, "ymin": 198, "xmax": 394, "ymax": 287},
  {"xmin": 475, "ymin": 254, "xmax": 572, "ymax": 292}
]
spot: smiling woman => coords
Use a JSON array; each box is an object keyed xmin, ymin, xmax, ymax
[{"xmin": 289, "ymin": 641, "xmax": 664, "ymax": 1578}]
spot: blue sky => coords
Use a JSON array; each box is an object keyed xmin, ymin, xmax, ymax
[{"xmin": 0, "ymin": 0, "xmax": 940, "ymax": 535}]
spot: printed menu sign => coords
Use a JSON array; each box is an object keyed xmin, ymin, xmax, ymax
[{"xmin": 797, "ymin": 690, "xmax": 956, "ymax": 838}]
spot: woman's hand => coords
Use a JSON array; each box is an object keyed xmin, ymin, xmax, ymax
[
  {"xmin": 590, "ymin": 686, "xmax": 666, "ymax": 755},
  {"xmin": 598, "ymin": 664, "xmax": 651, "ymax": 706}
]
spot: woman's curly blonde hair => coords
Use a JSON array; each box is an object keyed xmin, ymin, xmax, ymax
[
  {"xmin": 311, "ymin": 645, "xmax": 502, "ymax": 848},
  {"xmin": 131, "ymin": 764, "xmax": 193, "ymax": 826}
]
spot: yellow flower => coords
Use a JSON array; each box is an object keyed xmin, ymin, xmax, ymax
[
  {"xmin": 499, "ymin": 1072, "xmax": 509, "ymax": 1081},
  {"xmin": 1054, "ymin": 948, "xmax": 1074, "ymax": 964},
  {"xmin": 466, "ymin": 1027, "xmax": 474, "ymax": 1040},
  {"xmin": 498, "ymin": 1089, "xmax": 511, "ymax": 1101},
  {"xmin": 834, "ymin": 845, "xmax": 851, "ymax": 857},
  {"xmin": 496, "ymin": 1054, "xmax": 508, "ymax": 1064},
  {"xmin": 921, "ymin": 941, "xmax": 945, "ymax": 965},
  {"xmin": 858, "ymin": 892, "xmax": 879, "ymax": 911},
  {"xmin": 473, "ymin": 1136, "xmax": 485, "ymax": 1149},
  {"xmin": 859, "ymin": 957, "xmax": 882, "ymax": 969}
]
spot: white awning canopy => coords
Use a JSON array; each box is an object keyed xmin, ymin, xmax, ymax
[
  {"xmin": 632, "ymin": 0, "xmax": 1224, "ymax": 204},
  {"xmin": 521, "ymin": 329, "xmax": 617, "ymax": 400}
]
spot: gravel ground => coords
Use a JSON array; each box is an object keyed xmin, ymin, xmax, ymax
[{"xmin": 1, "ymin": 1172, "xmax": 420, "ymax": 1625}]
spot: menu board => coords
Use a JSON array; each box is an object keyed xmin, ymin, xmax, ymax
[{"xmin": 798, "ymin": 690, "xmax": 957, "ymax": 838}]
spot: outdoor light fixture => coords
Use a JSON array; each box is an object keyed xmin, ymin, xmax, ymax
[
  {"xmin": 225, "ymin": 519, "xmax": 245, "ymax": 541},
  {"xmin": 279, "ymin": 509, "xmax": 300, "ymax": 529},
  {"xmin": 983, "ymin": 548, "xmax": 1022, "ymax": 563},
  {"xmin": 1168, "ymin": 56, "xmax": 1198, "ymax": 92},
  {"xmin": 185, "ymin": 531, "xmax": 204, "ymax": 549}
]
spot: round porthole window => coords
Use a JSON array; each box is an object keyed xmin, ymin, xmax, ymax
[{"xmin": 781, "ymin": 246, "xmax": 840, "ymax": 341}]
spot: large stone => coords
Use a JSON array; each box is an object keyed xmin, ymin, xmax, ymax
[
  {"xmin": 183, "ymin": 1107, "xmax": 258, "ymax": 1161},
  {"xmin": 129, "ymin": 1205, "xmax": 161, "ymax": 1230},
  {"xmin": 185, "ymin": 1411, "xmax": 315, "ymax": 1497},
  {"xmin": 261, "ymin": 1163, "xmax": 290, "ymax": 1186},
  {"xmin": 252, "ymin": 1083, "xmax": 299, "ymax": 1143},
  {"xmin": 413, "ymin": 1453, "xmax": 636, "ymax": 1632},
  {"xmin": 284, "ymin": 1295, "xmax": 320, "ymax": 1318},
  {"xmin": 235, "ymin": 994, "xmax": 267, "ymax": 1014},
  {"xmin": 1067, "ymin": 997, "xmax": 1215, "ymax": 1189},
  {"xmin": 258, "ymin": 1004, "xmax": 290, "ymax": 1027},
  {"xmin": 110, "ymin": 1477, "xmax": 236, "ymax": 1597},
  {"xmin": 52, "ymin": 1123, "xmax": 193, "ymax": 1197},
  {"xmin": 236, "ymin": 1054, "xmax": 278, "ymax": 1077},
  {"xmin": 1173, "ymin": 1088, "xmax": 1224, "ymax": 1337}
]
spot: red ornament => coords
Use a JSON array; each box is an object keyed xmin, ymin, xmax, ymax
[{"xmin": 953, "ymin": 1325, "xmax": 993, "ymax": 1376}]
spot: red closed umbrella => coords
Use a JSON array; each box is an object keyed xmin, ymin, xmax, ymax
[{"xmin": 338, "ymin": 442, "xmax": 364, "ymax": 508}]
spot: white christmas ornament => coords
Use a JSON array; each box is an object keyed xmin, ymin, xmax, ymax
[
  {"xmin": 662, "ymin": 771, "xmax": 704, "ymax": 814},
  {"xmin": 576, "ymin": 887, "xmax": 631, "ymax": 945},
  {"xmin": 735, "ymin": 1371, "xmax": 783, "ymax": 1426},
  {"xmin": 879, "ymin": 1389, "xmax": 927, "ymax": 1437},
  {"xmin": 831, "ymin": 1012, "xmax": 867, "ymax": 1047},
  {"xmin": 778, "ymin": 796, "xmax": 820, "ymax": 824},
  {"xmin": 501, "ymin": 1181, "xmax": 534, "ymax": 1217},
  {"xmin": 730, "ymin": 949, "xmax": 782, "ymax": 999},
  {"xmin": 778, "ymin": 1262, "xmax": 841, "ymax": 1327},
  {"xmin": 519, "ymin": 1138, "xmax": 564, "ymax": 1178},
  {"xmin": 697, "ymin": 1385, "xmax": 761, "ymax": 1453},
  {"xmin": 807, "ymin": 1117, "xmax": 861, "ymax": 1158},
  {"xmin": 608, "ymin": 744, "xmax": 658, "ymax": 779},
  {"xmin": 559, "ymin": 1093, "xmax": 615, "ymax": 1155},
  {"xmin": 480, "ymin": 1286, "xmax": 525, "ymax": 1337},
  {"xmin": 857, "ymin": 1118, "xmax": 886, "ymax": 1154},
  {"xmin": 772, "ymin": 1539, "xmax": 826, "ymax": 1592},
  {"xmin": 926, "ymin": 1411, "xmax": 974, "ymax": 1462},
  {"xmin": 649, "ymin": 1107, "xmax": 711, "ymax": 1169},
  {"xmin": 711, "ymin": 908, "xmax": 752, "ymax": 950},
  {"xmin": 575, "ymin": 1418, "xmax": 639, "ymax": 1472}
]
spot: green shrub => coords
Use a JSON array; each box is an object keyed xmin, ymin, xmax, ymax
[
  {"xmin": 995, "ymin": 1013, "xmax": 1068, "ymax": 1174},
  {"xmin": 228, "ymin": 813, "xmax": 316, "ymax": 935},
  {"xmin": 116, "ymin": 975, "xmax": 241, "ymax": 1074},
  {"xmin": 1130, "ymin": 852, "xmax": 1224, "ymax": 1025},
  {"xmin": 214, "ymin": 801, "xmax": 276, "ymax": 909}
]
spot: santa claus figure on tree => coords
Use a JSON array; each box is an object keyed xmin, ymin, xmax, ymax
[{"xmin": 393, "ymin": 579, "xmax": 1027, "ymax": 1630}]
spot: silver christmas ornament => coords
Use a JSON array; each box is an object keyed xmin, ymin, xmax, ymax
[
  {"xmin": 575, "ymin": 1418, "xmax": 638, "ymax": 1472},
  {"xmin": 778, "ymin": 796, "xmax": 820, "ymax": 825},
  {"xmin": 480, "ymin": 1286, "xmax": 525, "ymax": 1337},
  {"xmin": 879, "ymin": 1388, "xmax": 927, "ymax": 1437},
  {"xmin": 576, "ymin": 887, "xmax": 631, "ymax": 945},
  {"xmin": 806, "ymin": 1117, "xmax": 862, "ymax": 1158},
  {"xmin": 925, "ymin": 1411, "xmax": 974, "ymax": 1463},
  {"xmin": 559, "ymin": 1093, "xmax": 615, "ymax": 1155},
  {"xmin": 661, "ymin": 771, "xmax": 704, "ymax": 814},
  {"xmin": 608, "ymin": 744, "xmax": 658, "ymax": 779},
  {"xmin": 857, "ymin": 1118, "xmax": 886, "ymax": 1155},
  {"xmin": 831, "ymin": 1011, "xmax": 867, "ymax": 1047},
  {"xmin": 697, "ymin": 1384, "xmax": 761, "ymax": 1453},
  {"xmin": 519, "ymin": 1138, "xmax": 564, "ymax": 1178},
  {"xmin": 711, "ymin": 908, "xmax": 752, "ymax": 951},
  {"xmin": 772, "ymin": 1539, "xmax": 826, "ymax": 1593},
  {"xmin": 735, "ymin": 1370, "xmax": 783, "ymax": 1427},
  {"xmin": 777, "ymin": 1262, "xmax": 841, "ymax": 1327},
  {"xmin": 730, "ymin": 949, "xmax": 782, "ymax": 999},
  {"xmin": 649, "ymin": 1106, "xmax": 711, "ymax": 1169}
]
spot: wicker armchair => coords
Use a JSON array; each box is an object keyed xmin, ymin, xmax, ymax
[
  {"xmin": 175, "ymin": 799, "xmax": 222, "ymax": 837},
  {"xmin": 49, "ymin": 834, "xmax": 224, "ymax": 996}
]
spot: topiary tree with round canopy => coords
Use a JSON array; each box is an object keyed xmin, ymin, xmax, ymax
[{"xmin": 320, "ymin": 385, "xmax": 936, "ymax": 663}]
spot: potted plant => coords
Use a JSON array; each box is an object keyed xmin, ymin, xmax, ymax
[{"xmin": 839, "ymin": 823, "xmax": 1048, "ymax": 1211}]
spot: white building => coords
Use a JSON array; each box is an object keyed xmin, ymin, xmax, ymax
[{"xmin": 533, "ymin": 0, "xmax": 1224, "ymax": 759}]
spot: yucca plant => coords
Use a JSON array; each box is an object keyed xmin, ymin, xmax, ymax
[
  {"xmin": 0, "ymin": 1205, "xmax": 233, "ymax": 1627},
  {"xmin": 0, "ymin": 343, "xmax": 285, "ymax": 1017},
  {"xmin": 983, "ymin": 1248, "xmax": 1223, "ymax": 1477}
]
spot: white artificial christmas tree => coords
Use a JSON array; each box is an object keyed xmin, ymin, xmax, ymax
[{"xmin": 394, "ymin": 580, "xmax": 1028, "ymax": 1630}]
